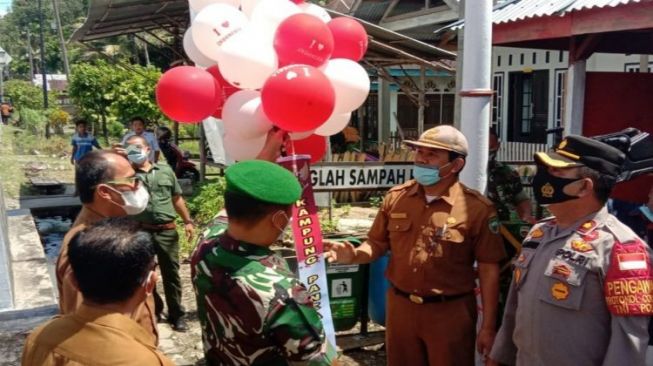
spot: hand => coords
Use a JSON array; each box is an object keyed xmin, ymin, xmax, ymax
[
  {"xmin": 516, "ymin": 200, "xmax": 535, "ymax": 224},
  {"xmin": 112, "ymin": 145, "xmax": 127, "ymax": 157},
  {"xmin": 256, "ymin": 128, "xmax": 288, "ymax": 162},
  {"xmin": 477, "ymin": 328, "xmax": 497, "ymax": 360},
  {"xmin": 324, "ymin": 241, "xmax": 356, "ymax": 264},
  {"xmin": 184, "ymin": 223, "xmax": 195, "ymax": 240}
]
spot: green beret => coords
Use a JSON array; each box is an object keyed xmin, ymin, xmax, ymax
[{"xmin": 225, "ymin": 160, "xmax": 301, "ymax": 205}]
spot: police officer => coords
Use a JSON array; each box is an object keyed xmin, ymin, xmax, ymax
[
  {"xmin": 190, "ymin": 160, "xmax": 337, "ymax": 365},
  {"xmin": 124, "ymin": 135, "xmax": 194, "ymax": 332},
  {"xmin": 326, "ymin": 125, "xmax": 506, "ymax": 366},
  {"xmin": 489, "ymin": 135, "xmax": 653, "ymax": 365}
]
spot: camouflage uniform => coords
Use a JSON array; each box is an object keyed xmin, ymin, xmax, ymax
[
  {"xmin": 191, "ymin": 222, "xmax": 336, "ymax": 366},
  {"xmin": 487, "ymin": 159, "xmax": 529, "ymax": 222}
]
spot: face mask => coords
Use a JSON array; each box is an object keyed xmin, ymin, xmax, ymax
[
  {"xmin": 272, "ymin": 211, "xmax": 290, "ymax": 240},
  {"xmin": 532, "ymin": 166, "xmax": 582, "ymax": 205},
  {"xmin": 640, "ymin": 205, "xmax": 653, "ymax": 223},
  {"xmin": 413, "ymin": 163, "xmax": 450, "ymax": 186},
  {"xmin": 126, "ymin": 145, "xmax": 148, "ymax": 165},
  {"xmin": 106, "ymin": 184, "xmax": 150, "ymax": 215}
]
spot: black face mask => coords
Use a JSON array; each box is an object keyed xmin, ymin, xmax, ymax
[{"xmin": 532, "ymin": 166, "xmax": 582, "ymax": 205}]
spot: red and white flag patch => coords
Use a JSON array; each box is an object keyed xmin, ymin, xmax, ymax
[{"xmin": 618, "ymin": 253, "xmax": 648, "ymax": 271}]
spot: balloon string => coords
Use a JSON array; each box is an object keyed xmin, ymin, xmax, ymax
[{"xmin": 289, "ymin": 140, "xmax": 300, "ymax": 176}]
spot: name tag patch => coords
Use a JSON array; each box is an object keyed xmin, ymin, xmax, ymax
[
  {"xmin": 391, "ymin": 213, "xmax": 407, "ymax": 219},
  {"xmin": 545, "ymin": 258, "xmax": 584, "ymax": 286}
]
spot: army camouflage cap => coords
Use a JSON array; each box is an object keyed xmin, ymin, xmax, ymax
[
  {"xmin": 535, "ymin": 135, "xmax": 626, "ymax": 177},
  {"xmin": 404, "ymin": 125, "xmax": 469, "ymax": 156},
  {"xmin": 225, "ymin": 160, "xmax": 301, "ymax": 205}
]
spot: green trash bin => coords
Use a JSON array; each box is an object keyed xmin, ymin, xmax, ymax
[{"xmin": 326, "ymin": 237, "xmax": 363, "ymax": 332}]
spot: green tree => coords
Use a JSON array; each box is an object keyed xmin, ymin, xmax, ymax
[
  {"xmin": 68, "ymin": 60, "xmax": 124, "ymax": 140},
  {"xmin": 111, "ymin": 65, "xmax": 165, "ymax": 125},
  {"xmin": 4, "ymin": 79, "xmax": 56, "ymax": 110}
]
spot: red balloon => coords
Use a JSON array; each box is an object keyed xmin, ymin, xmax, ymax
[
  {"xmin": 274, "ymin": 14, "xmax": 334, "ymax": 67},
  {"xmin": 261, "ymin": 65, "xmax": 335, "ymax": 132},
  {"xmin": 206, "ymin": 65, "xmax": 241, "ymax": 118},
  {"xmin": 285, "ymin": 134, "xmax": 327, "ymax": 163},
  {"xmin": 156, "ymin": 66, "xmax": 221, "ymax": 123},
  {"xmin": 290, "ymin": 0, "xmax": 304, "ymax": 3},
  {"xmin": 328, "ymin": 17, "xmax": 368, "ymax": 61}
]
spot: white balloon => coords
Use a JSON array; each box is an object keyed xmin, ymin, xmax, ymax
[
  {"xmin": 183, "ymin": 28, "xmax": 214, "ymax": 67},
  {"xmin": 290, "ymin": 130, "xmax": 315, "ymax": 140},
  {"xmin": 192, "ymin": 4, "xmax": 248, "ymax": 62},
  {"xmin": 251, "ymin": 0, "xmax": 300, "ymax": 36},
  {"xmin": 298, "ymin": 3, "xmax": 331, "ymax": 23},
  {"xmin": 222, "ymin": 90, "xmax": 273, "ymax": 139},
  {"xmin": 223, "ymin": 133, "xmax": 267, "ymax": 161},
  {"xmin": 190, "ymin": 0, "xmax": 241, "ymax": 12},
  {"xmin": 315, "ymin": 112, "xmax": 351, "ymax": 136},
  {"xmin": 241, "ymin": 0, "xmax": 263, "ymax": 17},
  {"xmin": 216, "ymin": 27, "xmax": 278, "ymax": 90},
  {"xmin": 323, "ymin": 59, "xmax": 371, "ymax": 113}
]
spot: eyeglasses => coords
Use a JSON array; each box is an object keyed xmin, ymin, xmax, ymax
[{"xmin": 103, "ymin": 176, "xmax": 141, "ymax": 186}]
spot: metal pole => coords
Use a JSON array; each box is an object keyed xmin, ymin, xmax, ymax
[
  {"xmin": 27, "ymin": 30, "xmax": 35, "ymax": 81},
  {"xmin": 418, "ymin": 66, "xmax": 425, "ymax": 134},
  {"xmin": 38, "ymin": 0, "xmax": 50, "ymax": 138},
  {"xmin": 51, "ymin": 0, "xmax": 70, "ymax": 79},
  {"xmin": 459, "ymin": 0, "xmax": 492, "ymax": 192}
]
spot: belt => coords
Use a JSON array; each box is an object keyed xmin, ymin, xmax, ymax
[
  {"xmin": 140, "ymin": 222, "xmax": 176, "ymax": 231},
  {"xmin": 394, "ymin": 287, "xmax": 471, "ymax": 304}
]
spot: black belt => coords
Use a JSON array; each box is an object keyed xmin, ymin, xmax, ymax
[{"xmin": 394, "ymin": 287, "xmax": 471, "ymax": 304}]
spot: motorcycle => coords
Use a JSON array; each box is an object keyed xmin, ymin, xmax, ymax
[{"xmin": 157, "ymin": 127, "xmax": 200, "ymax": 184}]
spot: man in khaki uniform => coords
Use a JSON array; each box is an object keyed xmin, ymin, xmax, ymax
[
  {"xmin": 326, "ymin": 125, "xmax": 505, "ymax": 366},
  {"xmin": 56, "ymin": 150, "xmax": 158, "ymax": 341},
  {"xmin": 23, "ymin": 219, "xmax": 173, "ymax": 366}
]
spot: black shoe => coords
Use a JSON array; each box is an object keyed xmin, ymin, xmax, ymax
[{"xmin": 170, "ymin": 316, "xmax": 188, "ymax": 332}]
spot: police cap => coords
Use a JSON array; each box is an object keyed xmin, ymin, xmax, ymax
[{"xmin": 535, "ymin": 135, "xmax": 626, "ymax": 177}]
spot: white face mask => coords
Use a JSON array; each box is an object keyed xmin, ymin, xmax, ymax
[{"xmin": 106, "ymin": 184, "xmax": 150, "ymax": 215}]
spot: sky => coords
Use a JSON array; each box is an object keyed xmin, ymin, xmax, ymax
[{"xmin": 0, "ymin": 1, "xmax": 10, "ymax": 17}]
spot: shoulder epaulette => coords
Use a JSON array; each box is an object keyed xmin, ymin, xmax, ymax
[{"xmin": 388, "ymin": 179, "xmax": 416, "ymax": 193}]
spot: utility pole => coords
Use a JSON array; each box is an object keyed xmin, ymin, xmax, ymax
[
  {"xmin": 38, "ymin": 0, "xmax": 50, "ymax": 138},
  {"xmin": 459, "ymin": 0, "xmax": 492, "ymax": 192},
  {"xmin": 26, "ymin": 30, "xmax": 35, "ymax": 81},
  {"xmin": 51, "ymin": 0, "xmax": 70, "ymax": 79}
]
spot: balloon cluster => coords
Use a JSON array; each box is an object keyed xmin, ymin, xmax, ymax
[{"xmin": 155, "ymin": 0, "xmax": 370, "ymax": 163}]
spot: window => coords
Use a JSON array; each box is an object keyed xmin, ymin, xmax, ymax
[
  {"xmin": 396, "ymin": 92, "xmax": 455, "ymax": 133},
  {"xmin": 559, "ymin": 51, "xmax": 564, "ymax": 63},
  {"xmin": 521, "ymin": 77, "xmax": 533, "ymax": 134},
  {"xmin": 492, "ymin": 73, "xmax": 504, "ymax": 135},
  {"xmin": 520, "ymin": 53, "xmax": 524, "ymax": 65},
  {"xmin": 497, "ymin": 55, "xmax": 502, "ymax": 67},
  {"xmin": 625, "ymin": 63, "xmax": 653, "ymax": 72},
  {"xmin": 509, "ymin": 55, "xmax": 513, "ymax": 66},
  {"xmin": 554, "ymin": 70, "xmax": 567, "ymax": 128},
  {"xmin": 532, "ymin": 52, "xmax": 537, "ymax": 64},
  {"xmin": 545, "ymin": 51, "xmax": 550, "ymax": 63}
]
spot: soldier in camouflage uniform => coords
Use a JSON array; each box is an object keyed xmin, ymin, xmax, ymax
[
  {"xmin": 191, "ymin": 160, "xmax": 337, "ymax": 366},
  {"xmin": 487, "ymin": 129, "xmax": 535, "ymax": 328},
  {"xmin": 487, "ymin": 129, "xmax": 534, "ymax": 224}
]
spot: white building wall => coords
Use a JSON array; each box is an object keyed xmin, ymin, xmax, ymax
[{"xmin": 491, "ymin": 47, "xmax": 651, "ymax": 143}]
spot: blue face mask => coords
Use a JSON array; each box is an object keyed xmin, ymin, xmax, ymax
[
  {"xmin": 640, "ymin": 205, "xmax": 653, "ymax": 223},
  {"xmin": 413, "ymin": 163, "xmax": 450, "ymax": 186}
]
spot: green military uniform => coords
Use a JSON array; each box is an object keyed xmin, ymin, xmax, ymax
[
  {"xmin": 487, "ymin": 157, "xmax": 531, "ymax": 327},
  {"xmin": 133, "ymin": 163, "xmax": 184, "ymax": 320},
  {"xmin": 487, "ymin": 158, "xmax": 529, "ymax": 222},
  {"xmin": 190, "ymin": 160, "xmax": 336, "ymax": 366}
]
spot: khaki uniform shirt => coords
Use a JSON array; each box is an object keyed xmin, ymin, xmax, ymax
[
  {"xmin": 132, "ymin": 164, "xmax": 182, "ymax": 225},
  {"xmin": 491, "ymin": 207, "xmax": 652, "ymax": 365},
  {"xmin": 55, "ymin": 206, "xmax": 159, "ymax": 342},
  {"xmin": 367, "ymin": 180, "xmax": 505, "ymax": 296},
  {"xmin": 21, "ymin": 304, "xmax": 173, "ymax": 366}
]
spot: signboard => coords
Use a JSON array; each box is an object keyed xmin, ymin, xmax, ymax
[{"xmin": 311, "ymin": 162, "xmax": 414, "ymax": 192}]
